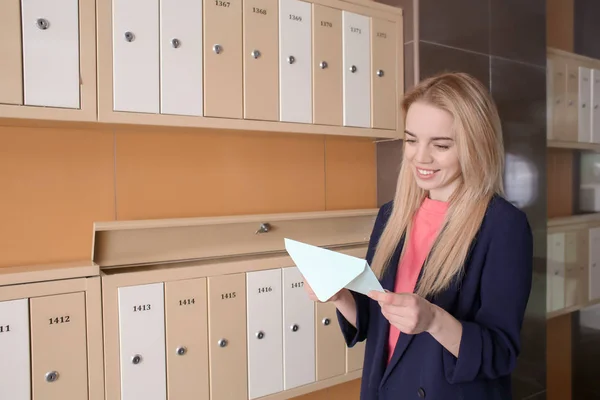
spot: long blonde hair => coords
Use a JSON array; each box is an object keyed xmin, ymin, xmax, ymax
[{"xmin": 371, "ymin": 72, "xmax": 505, "ymax": 298}]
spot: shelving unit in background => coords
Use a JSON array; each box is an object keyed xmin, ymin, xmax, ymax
[
  {"xmin": 546, "ymin": 46, "xmax": 600, "ymax": 400},
  {"xmin": 546, "ymin": 47, "xmax": 600, "ymax": 318}
]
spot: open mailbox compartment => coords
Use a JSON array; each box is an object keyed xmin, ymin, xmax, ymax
[{"xmin": 93, "ymin": 207, "xmax": 378, "ymax": 400}]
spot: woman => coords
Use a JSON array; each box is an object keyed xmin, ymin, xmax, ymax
[{"xmin": 304, "ymin": 72, "xmax": 533, "ymax": 399}]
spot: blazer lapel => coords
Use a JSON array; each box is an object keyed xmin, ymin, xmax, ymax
[
  {"xmin": 379, "ymin": 229, "xmax": 474, "ymax": 388},
  {"xmin": 367, "ymin": 237, "xmax": 408, "ymax": 389},
  {"xmin": 378, "ymin": 253, "xmax": 424, "ymax": 389}
]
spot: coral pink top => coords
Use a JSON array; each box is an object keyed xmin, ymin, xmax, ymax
[{"xmin": 387, "ymin": 197, "xmax": 449, "ymax": 363}]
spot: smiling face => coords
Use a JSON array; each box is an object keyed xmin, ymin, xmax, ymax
[{"xmin": 403, "ymin": 101, "xmax": 462, "ymax": 201}]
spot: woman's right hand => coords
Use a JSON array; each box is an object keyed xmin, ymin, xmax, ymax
[
  {"xmin": 303, "ymin": 278, "xmax": 344, "ymax": 302},
  {"xmin": 303, "ymin": 278, "xmax": 357, "ymax": 328}
]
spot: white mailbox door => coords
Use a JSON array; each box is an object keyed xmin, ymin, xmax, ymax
[
  {"xmin": 548, "ymin": 233, "xmax": 566, "ymax": 312},
  {"xmin": 246, "ymin": 269, "xmax": 284, "ymax": 399},
  {"xmin": 589, "ymin": 227, "xmax": 600, "ymax": 301},
  {"xmin": 160, "ymin": 0, "xmax": 203, "ymax": 116},
  {"xmin": 579, "ymin": 66, "xmax": 592, "ymax": 143},
  {"xmin": 113, "ymin": 0, "xmax": 160, "ymax": 113},
  {"xmin": 591, "ymin": 69, "xmax": 600, "ymax": 144},
  {"xmin": 0, "ymin": 299, "xmax": 30, "ymax": 400},
  {"xmin": 279, "ymin": 0, "xmax": 312, "ymax": 123},
  {"xmin": 118, "ymin": 283, "xmax": 167, "ymax": 400},
  {"xmin": 282, "ymin": 266, "xmax": 315, "ymax": 390},
  {"xmin": 342, "ymin": 11, "xmax": 371, "ymax": 128},
  {"xmin": 22, "ymin": 0, "xmax": 80, "ymax": 108}
]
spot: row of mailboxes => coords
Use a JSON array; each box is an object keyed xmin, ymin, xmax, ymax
[
  {"xmin": 0, "ymin": 212, "xmax": 373, "ymax": 400},
  {"xmin": 110, "ymin": 0, "xmax": 398, "ymax": 129},
  {"xmin": 0, "ymin": 0, "xmax": 402, "ymax": 136},
  {"xmin": 114, "ymin": 266, "xmax": 364, "ymax": 400},
  {"xmin": 547, "ymin": 49, "xmax": 600, "ymax": 144},
  {"xmin": 0, "ymin": 264, "xmax": 363, "ymax": 400},
  {"xmin": 547, "ymin": 226, "xmax": 600, "ymax": 314}
]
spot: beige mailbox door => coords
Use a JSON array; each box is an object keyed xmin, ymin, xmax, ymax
[
  {"xmin": 371, "ymin": 17, "xmax": 397, "ymax": 130},
  {"xmin": 208, "ymin": 273, "xmax": 248, "ymax": 400},
  {"xmin": 203, "ymin": 0, "xmax": 243, "ymax": 118},
  {"xmin": 30, "ymin": 292, "xmax": 88, "ymax": 400},
  {"xmin": 316, "ymin": 301, "xmax": 345, "ymax": 381},
  {"xmin": 282, "ymin": 266, "xmax": 316, "ymax": 390},
  {"xmin": 312, "ymin": 4, "xmax": 343, "ymax": 126},
  {"xmin": 165, "ymin": 278, "xmax": 209, "ymax": 400}
]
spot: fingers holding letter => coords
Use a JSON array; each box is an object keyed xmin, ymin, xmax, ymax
[
  {"xmin": 301, "ymin": 275, "xmax": 343, "ymax": 302},
  {"xmin": 368, "ymin": 290, "xmax": 436, "ymax": 335}
]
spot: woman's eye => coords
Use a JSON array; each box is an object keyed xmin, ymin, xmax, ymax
[
  {"xmin": 405, "ymin": 139, "xmax": 416, "ymax": 144},
  {"xmin": 435, "ymin": 145, "xmax": 450, "ymax": 150}
]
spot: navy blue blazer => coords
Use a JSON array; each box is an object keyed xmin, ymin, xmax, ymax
[{"xmin": 337, "ymin": 195, "xmax": 533, "ymax": 400}]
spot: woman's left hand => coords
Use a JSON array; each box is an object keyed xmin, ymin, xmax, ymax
[{"xmin": 368, "ymin": 290, "xmax": 438, "ymax": 335}]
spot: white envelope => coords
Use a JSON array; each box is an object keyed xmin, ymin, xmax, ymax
[{"xmin": 284, "ymin": 238, "xmax": 384, "ymax": 302}]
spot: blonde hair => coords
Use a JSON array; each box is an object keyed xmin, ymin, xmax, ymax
[{"xmin": 371, "ymin": 72, "xmax": 505, "ymax": 298}]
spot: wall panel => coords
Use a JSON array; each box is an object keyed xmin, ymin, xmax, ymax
[
  {"xmin": 325, "ymin": 136, "xmax": 376, "ymax": 210},
  {"xmin": 0, "ymin": 126, "xmax": 115, "ymax": 267},
  {"xmin": 115, "ymin": 129, "xmax": 327, "ymax": 219}
]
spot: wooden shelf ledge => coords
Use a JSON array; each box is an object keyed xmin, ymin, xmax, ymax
[
  {"xmin": 548, "ymin": 140, "xmax": 600, "ymax": 152},
  {"xmin": 548, "ymin": 212, "xmax": 600, "ymax": 231}
]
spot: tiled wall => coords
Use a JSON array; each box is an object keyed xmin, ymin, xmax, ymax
[
  {"xmin": 574, "ymin": 0, "xmax": 600, "ymax": 59},
  {"xmin": 374, "ymin": 1, "xmax": 548, "ymax": 398}
]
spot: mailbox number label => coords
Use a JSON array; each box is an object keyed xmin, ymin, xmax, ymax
[
  {"xmin": 133, "ymin": 304, "xmax": 151, "ymax": 312},
  {"xmin": 221, "ymin": 292, "xmax": 236, "ymax": 300},
  {"xmin": 49, "ymin": 315, "xmax": 70, "ymax": 325},
  {"xmin": 0, "ymin": 325, "xmax": 10, "ymax": 333},
  {"xmin": 258, "ymin": 286, "xmax": 273, "ymax": 294},
  {"xmin": 179, "ymin": 298, "xmax": 196, "ymax": 306},
  {"xmin": 291, "ymin": 281, "xmax": 304, "ymax": 289}
]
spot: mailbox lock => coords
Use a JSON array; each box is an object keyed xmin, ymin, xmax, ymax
[
  {"xmin": 291, "ymin": 324, "xmax": 299, "ymax": 332},
  {"xmin": 171, "ymin": 38, "xmax": 181, "ymax": 48},
  {"xmin": 320, "ymin": 61, "xmax": 328, "ymax": 69},
  {"xmin": 255, "ymin": 223, "xmax": 271, "ymax": 234},
  {"xmin": 176, "ymin": 346, "xmax": 187, "ymax": 356},
  {"xmin": 287, "ymin": 55, "xmax": 296, "ymax": 64},
  {"xmin": 349, "ymin": 65, "xmax": 357, "ymax": 73},
  {"xmin": 256, "ymin": 331, "xmax": 265, "ymax": 339},
  {"xmin": 45, "ymin": 371, "xmax": 59, "ymax": 383},
  {"xmin": 322, "ymin": 318, "xmax": 331, "ymax": 326},
  {"xmin": 131, "ymin": 354, "xmax": 142, "ymax": 365},
  {"xmin": 36, "ymin": 18, "xmax": 50, "ymax": 30},
  {"xmin": 252, "ymin": 50, "xmax": 261, "ymax": 59},
  {"xmin": 213, "ymin": 44, "xmax": 223, "ymax": 54},
  {"xmin": 218, "ymin": 338, "xmax": 228, "ymax": 347},
  {"xmin": 124, "ymin": 31, "xmax": 135, "ymax": 42},
  {"xmin": 377, "ymin": 69, "xmax": 384, "ymax": 77}
]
